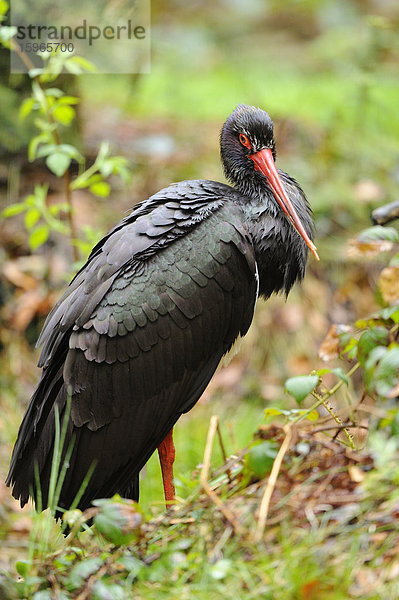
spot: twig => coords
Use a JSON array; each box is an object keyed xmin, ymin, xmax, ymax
[
  {"xmin": 216, "ymin": 421, "xmax": 232, "ymax": 483},
  {"xmin": 255, "ymin": 424, "xmax": 293, "ymax": 542},
  {"xmin": 64, "ymin": 168, "xmax": 79, "ymax": 262},
  {"xmin": 74, "ymin": 561, "xmax": 110, "ymax": 600},
  {"xmin": 310, "ymin": 424, "xmax": 368, "ymax": 435},
  {"xmin": 227, "ymin": 421, "xmax": 237, "ymax": 454},
  {"xmin": 10, "ymin": 38, "xmax": 36, "ymax": 71},
  {"xmin": 320, "ymin": 398, "xmax": 355, "ymax": 448},
  {"xmin": 67, "ymin": 507, "xmax": 98, "ymax": 541},
  {"xmin": 209, "ymin": 526, "xmax": 233, "ymax": 563},
  {"xmin": 200, "ymin": 415, "xmax": 244, "ymax": 534},
  {"xmin": 216, "ymin": 421, "xmax": 228, "ymax": 463}
]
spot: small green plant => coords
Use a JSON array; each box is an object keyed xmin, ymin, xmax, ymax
[
  {"xmin": 261, "ymin": 223, "xmax": 399, "ymax": 451},
  {"xmin": 0, "ymin": 1, "xmax": 131, "ymax": 263}
]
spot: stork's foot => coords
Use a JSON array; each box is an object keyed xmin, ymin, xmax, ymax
[{"xmin": 157, "ymin": 427, "xmax": 176, "ymax": 506}]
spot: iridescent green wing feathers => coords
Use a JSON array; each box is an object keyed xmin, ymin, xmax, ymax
[{"xmin": 7, "ymin": 181, "xmax": 258, "ymax": 510}]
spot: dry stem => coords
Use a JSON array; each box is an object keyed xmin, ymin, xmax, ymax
[
  {"xmin": 255, "ymin": 424, "xmax": 293, "ymax": 542},
  {"xmin": 200, "ymin": 415, "xmax": 244, "ymax": 535}
]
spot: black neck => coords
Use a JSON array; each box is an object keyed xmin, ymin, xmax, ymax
[{"xmin": 236, "ymin": 172, "xmax": 314, "ymax": 299}]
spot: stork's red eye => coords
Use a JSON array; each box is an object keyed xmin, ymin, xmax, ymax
[{"xmin": 239, "ymin": 133, "xmax": 251, "ymax": 150}]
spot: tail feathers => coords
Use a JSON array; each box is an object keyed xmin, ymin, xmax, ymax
[
  {"xmin": 7, "ymin": 360, "xmax": 142, "ymax": 511},
  {"xmin": 118, "ymin": 477, "xmax": 140, "ymax": 503},
  {"xmin": 6, "ymin": 359, "xmax": 66, "ymax": 507}
]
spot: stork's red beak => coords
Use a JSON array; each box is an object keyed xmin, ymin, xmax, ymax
[{"xmin": 250, "ymin": 148, "xmax": 319, "ymax": 261}]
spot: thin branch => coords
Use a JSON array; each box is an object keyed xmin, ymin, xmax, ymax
[
  {"xmin": 10, "ymin": 38, "xmax": 36, "ymax": 71},
  {"xmin": 255, "ymin": 424, "xmax": 293, "ymax": 542},
  {"xmin": 200, "ymin": 415, "xmax": 244, "ymax": 535},
  {"xmin": 310, "ymin": 424, "xmax": 368, "ymax": 435},
  {"xmin": 64, "ymin": 168, "xmax": 79, "ymax": 262},
  {"xmin": 216, "ymin": 421, "xmax": 232, "ymax": 483}
]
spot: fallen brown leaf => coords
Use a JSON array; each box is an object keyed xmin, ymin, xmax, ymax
[
  {"xmin": 318, "ymin": 323, "xmax": 351, "ymax": 362},
  {"xmin": 347, "ymin": 239, "xmax": 393, "ymax": 258},
  {"xmin": 379, "ymin": 266, "xmax": 399, "ymax": 305}
]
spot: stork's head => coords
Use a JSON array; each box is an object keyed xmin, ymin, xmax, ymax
[{"xmin": 220, "ymin": 104, "xmax": 319, "ymax": 260}]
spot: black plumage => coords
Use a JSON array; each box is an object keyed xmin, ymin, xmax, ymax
[{"xmin": 7, "ymin": 104, "xmax": 317, "ymax": 512}]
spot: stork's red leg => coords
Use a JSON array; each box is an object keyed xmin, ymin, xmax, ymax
[{"xmin": 157, "ymin": 428, "xmax": 176, "ymax": 505}]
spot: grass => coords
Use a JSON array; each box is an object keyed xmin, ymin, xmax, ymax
[
  {"xmin": 2, "ymin": 420, "xmax": 399, "ymax": 600},
  {"xmin": 140, "ymin": 394, "xmax": 266, "ymax": 509}
]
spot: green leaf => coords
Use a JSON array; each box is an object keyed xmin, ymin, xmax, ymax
[
  {"xmin": 358, "ymin": 226, "xmax": 399, "ymax": 243},
  {"xmin": 44, "ymin": 87, "xmax": 64, "ymax": 97},
  {"xmin": 355, "ymin": 319, "xmax": 369, "ymax": 329},
  {"xmin": 99, "ymin": 161, "xmax": 113, "ymax": 178},
  {"xmin": 56, "ymin": 144, "xmax": 84, "ymax": 163},
  {"xmin": 0, "ymin": 0, "xmax": 9, "ymax": 17},
  {"xmin": 285, "ymin": 374, "xmax": 319, "ymax": 405},
  {"xmin": 378, "ymin": 408, "xmax": 399, "ymax": 430},
  {"xmin": 357, "ymin": 327, "xmax": 389, "ymax": 367},
  {"xmin": 332, "ymin": 367, "xmax": 349, "ymax": 385},
  {"xmin": 63, "ymin": 61, "xmax": 83, "ymax": 75},
  {"xmin": 0, "ymin": 25, "xmax": 17, "ymax": 43},
  {"xmin": 33, "ymin": 118, "xmax": 57, "ymax": 133},
  {"xmin": 390, "ymin": 410, "xmax": 399, "ymax": 436},
  {"xmin": 97, "ymin": 141, "xmax": 111, "ymax": 162},
  {"xmin": 89, "ymin": 181, "xmax": 111, "ymax": 198},
  {"xmin": 118, "ymin": 555, "xmax": 144, "ymax": 579},
  {"xmin": 62, "ymin": 509, "xmax": 82, "ymax": 528},
  {"xmin": 364, "ymin": 346, "xmax": 388, "ymax": 390},
  {"xmin": 304, "ymin": 409, "xmax": 319, "ymax": 421},
  {"xmin": 378, "ymin": 306, "xmax": 399, "ymax": 324},
  {"xmin": 264, "ymin": 407, "xmax": 284, "ymax": 422},
  {"xmin": 375, "ymin": 347, "xmax": 399, "ymax": 398},
  {"xmin": 49, "ymin": 202, "xmax": 69, "ymax": 215},
  {"xmin": 40, "ymin": 62, "xmax": 63, "ymax": 84},
  {"xmin": 32, "ymin": 592, "xmax": 52, "ymax": 600},
  {"xmin": 24, "ymin": 207, "xmax": 41, "ymax": 229},
  {"xmin": 15, "ymin": 561, "xmax": 29, "ymax": 577},
  {"xmin": 92, "ymin": 581, "xmax": 126, "ymax": 600},
  {"xmin": 58, "ymin": 95, "xmax": 80, "ymax": 105},
  {"xmin": 53, "ymin": 104, "xmax": 75, "ymax": 125},
  {"xmin": 19, "ymin": 97, "xmax": 36, "ymax": 120},
  {"xmin": 339, "ymin": 334, "xmax": 358, "ymax": 358},
  {"xmin": 28, "ymin": 133, "xmax": 50, "ymax": 161},
  {"xmin": 31, "ymin": 80, "xmax": 46, "ymax": 106},
  {"xmin": 71, "ymin": 172, "xmax": 102, "ymax": 190},
  {"xmin": 65, "ymin": 56, "xmax": 97, "ymax": 73},
  {"xmin": 247, "ymin": 440, "xmax": 278, "ymax": 478},
  {"xmin": 24, "ymin": 194, "xmax": 36, "ymax": 207},
  {"xmin": 28, "ymin": 67, "xmax": 44, "ymax": 78},
  {"xmin": 29, "ymin": 224, "xmax": 49, "ymax": 250},
  {"xmin": 67, "ymin": 557, "xmax": 103, "ymax": 591},
  {"xmin": 36, "ymin": 143, "xmax": 58, "ymax": 159},
  {"xmin": 93, "ymin": 497, "xmax": 142, "ymax": 546},
  {"xmin": 46, "ymin": 152, "xmax": 71, "ymax": 177},
  {"xmin": 32, "ymin": 184, "xmax": 48, "ymax": 206},
  {"xmin": 2, "ymin": 202, "xmax": 26, "ymax": 218},
  {"xmin": 317, "ymin": 368, "xmax": 331, "ymax": 376}
]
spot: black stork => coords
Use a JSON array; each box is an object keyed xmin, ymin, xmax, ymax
[{"xmin": 7, "ymin": 104, "xmax": 318, "ymax": 512}]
